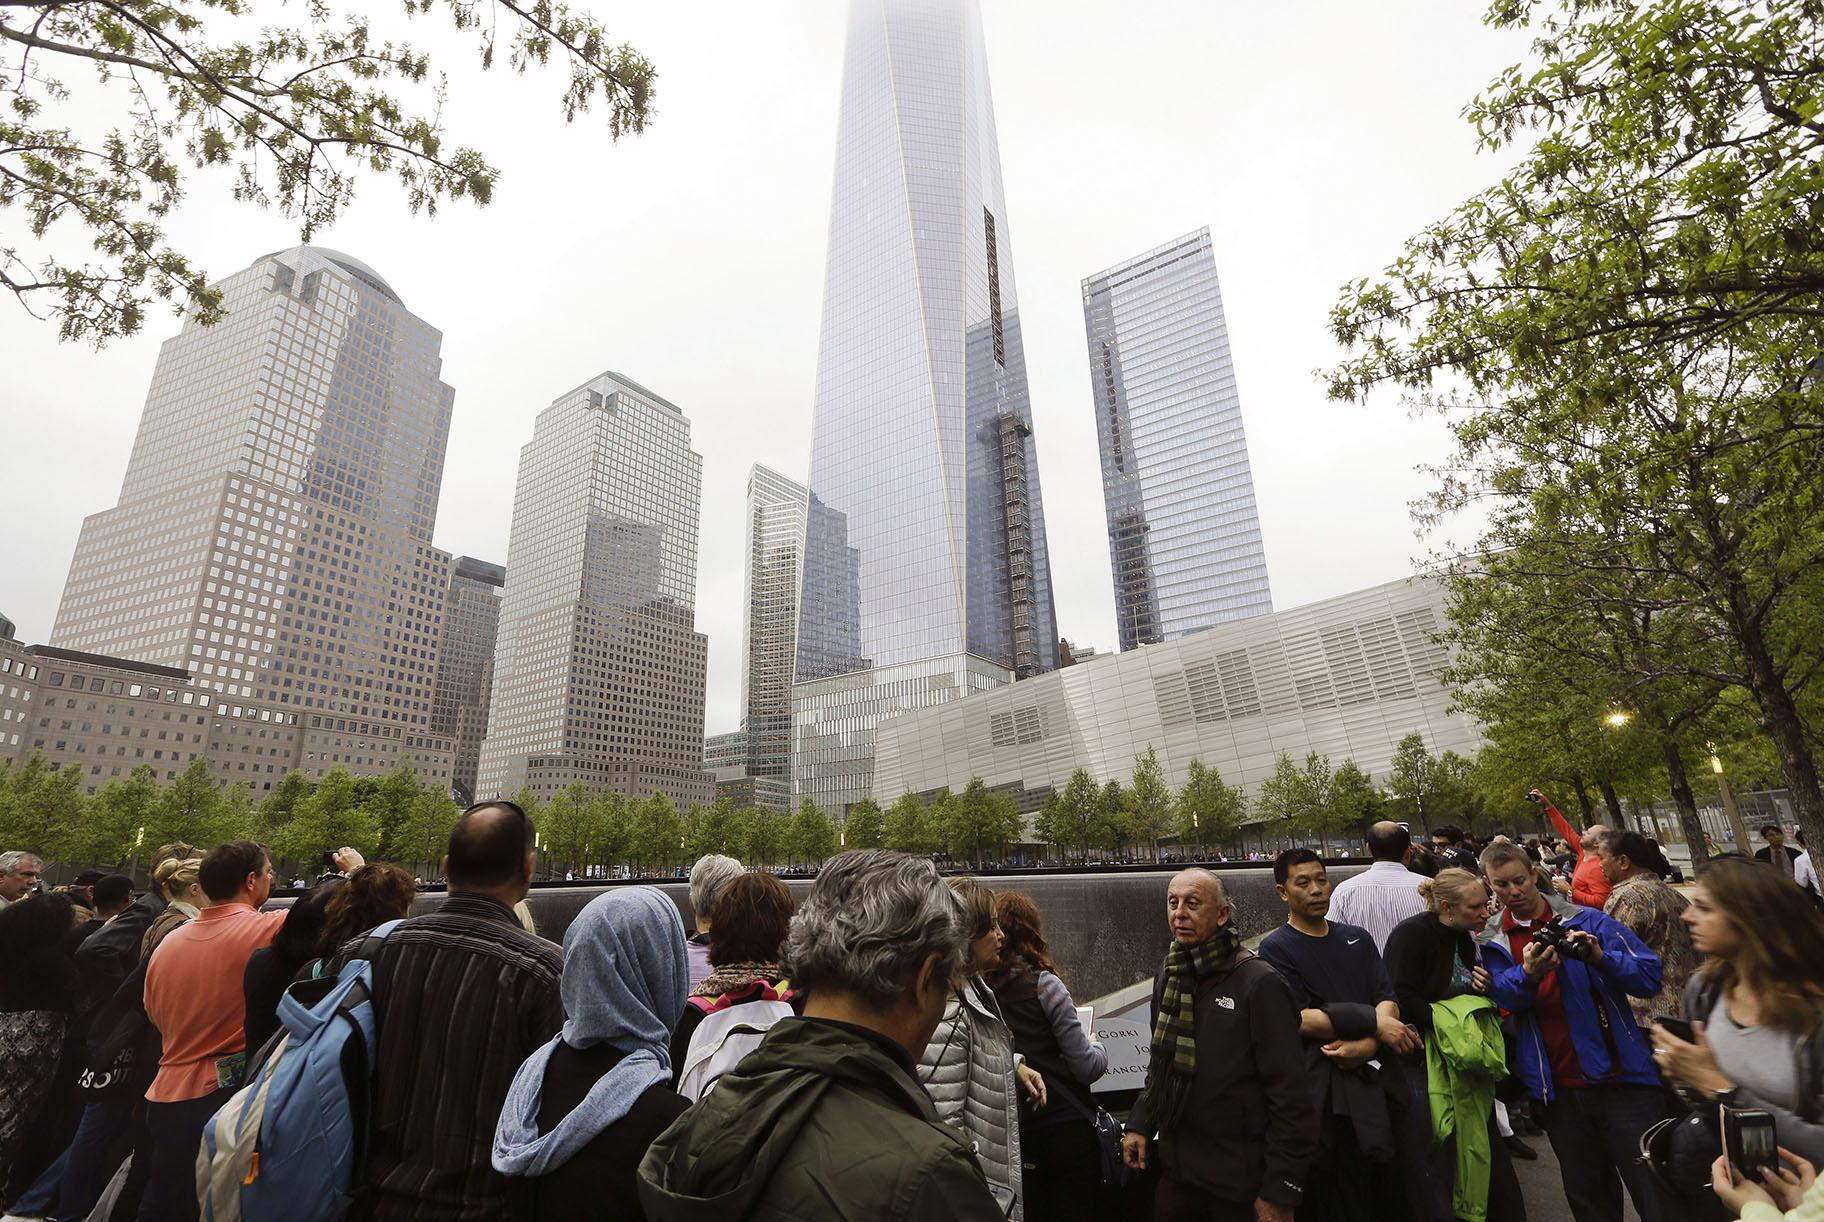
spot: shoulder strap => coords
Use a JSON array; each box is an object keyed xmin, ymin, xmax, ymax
[{"xmin": 354, "ymin": 918, "xmax": 404, "ymax": 966}]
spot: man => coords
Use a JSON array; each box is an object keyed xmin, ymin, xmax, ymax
[
  {"xmin": 1476, "ymin": 842, "xmax": 1668, "ymax": 1222},
  {"xmin": 1121, "ymin": 869, "xmax": 1317, "ymax": 1222},
  {"xmin": 348, "ymin": 801, "xmax": 562, "ymax": 1221},
  {"xmin": 1794, "ymin": 829, "xmax": 1819, "ymax": 898},
  {"xmin": 685, "ymin": 852, "xmax": 743, "ymax": 986},
  {"xmin": 1428, "ymin": 827, "xmax": 1478, "ymax": 874},
  {"xmin": 1258, "ymin": 850, "xmax": 1421, "ymax": 1222},
  {"xmin": 1596, "ymin": 830, "xmax": 1697, "ymax": 1026},
  {"xmin": 139, "ymin": 839, "xmax": 289, "ymax": 1221},
  {"xmin": 1327, "ymin": 822, "xmax": 1427, "ymax": 952},
  {"xmin": 639, "ymin": 849, "xmax": 1001, "ymax": 1221},
  {"xmin": 0, "ymin": 849, "xmax": 43, "ymax": 906},
  {"xmin": 1755, "ymin": 823, "xmax": 1803, "ymax": 881},
  {"xmin": 65, "ymin": 872, "xmax": 133, "ymax": 951}
]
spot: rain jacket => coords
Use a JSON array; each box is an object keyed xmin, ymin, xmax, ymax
[
  {"xmin": 638, "ymin": 1016, "xmax": 1005, "ymax": 1222},
  {"xmin": 1427, "ymin": 994, "xmax": 1507, "ymax": 1222},
  {"xmin": 1474, "ymin": 894, "xmax": 1662, "ymax": 1104}
]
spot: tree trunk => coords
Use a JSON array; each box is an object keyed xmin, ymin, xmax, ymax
[
  {"xmin": 1597, "ymin": 779, "xmax": 1625, "ymax": 826},
  {"xmin": 1659, "ymin": 737, "xmax": 1708, "ymax": 872},
  {"xmin": 1569, "ymin": 774, "xmax": 1595, "ymax": 824},
  {"xmin": 1729, "ymin": 598, "xmax": 1824, "ymax": 859}
]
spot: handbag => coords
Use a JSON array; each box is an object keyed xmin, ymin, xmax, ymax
[{"xmin": 1050, "ymin": 1077, "xmax": 1130, "ymax": 1189}]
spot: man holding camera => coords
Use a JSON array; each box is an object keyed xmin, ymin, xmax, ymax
[{"xmin": 1475, "ymin": 842, "xmax": 1671, "ymax": 1222}]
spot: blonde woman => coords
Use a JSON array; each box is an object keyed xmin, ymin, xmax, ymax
[{"xmin": 141, "ymin": 856, "xmax": 205, "ymax": 959}]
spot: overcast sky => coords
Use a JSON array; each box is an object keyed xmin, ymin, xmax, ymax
[{"xmin": 0, "ymin": 1, "xmax": 1528, "ymax": 735}]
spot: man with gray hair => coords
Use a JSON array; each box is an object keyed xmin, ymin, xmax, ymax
[
  {"xmin": 0, "ymin": 849, "xmax": 43, "ymax": 908},
  {"xmin": 640, "ymin": 849, "xmax": 1002, "ymax": 1221},
  {"xmin": 686, "ymin": 853, "xmax": 744, "ymax": 986}
]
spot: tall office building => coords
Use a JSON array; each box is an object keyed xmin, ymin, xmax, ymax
[
  {"xmin": 1083, "ymin": 227, "xmax": 1273, "ymax": 650},
  {"xmin": 792, "ymin": 0, "xmax": 1061, "ymax": 814},
  {"xmin": 475, "ymin": 372, "xmax": 714, "ymax": 808},
  {"xmin": 51, "ymin": 246, "xmax": 456, "ymax": 790},
  {"xmin": 430, "ymin": 556, "xmax": 505, "ymax": 805},
  {"xmin": 740, "ymin": 465, "xmax": 807, "ymax": 807}
]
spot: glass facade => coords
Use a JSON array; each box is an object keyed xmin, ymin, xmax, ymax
[
  {"xmin": 1083, "ymin": 228, "xmax": 1273, "ymax": 650},
  {"xmin": 475, "ymin": 373, "xmax": 714, "ymax": 807},
  {"xmin": 51, "ymin": 246, "xmax": 457, "ymax": 789},
  {"xmin": 740, "ymin": 465, "xmax": 806, "ymax": 806},
  {"xmin": 793, "ymin": 0, "xmax": 1060, "ymax": 813},
  {"xmin": 430, "ymin": 556, "xmax": 505, "ymax": 805}
]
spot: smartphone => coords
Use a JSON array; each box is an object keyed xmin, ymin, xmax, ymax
[
  {"xmin": 1655, "ymin": 1017, "xmax": 1696, "ymax": 1044},
  {"xmin": 1722, "ymin": 1106, "xmax": 1779, "ymax": 1178},
  {"xmin": 320, "ymin": 849, "xmax": 336, "ymax": 869}
]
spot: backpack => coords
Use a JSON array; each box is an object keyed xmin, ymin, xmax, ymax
[
  {"xmin": 676, "ymin": 998, "xmax": 796, "ymax": 1102},
  {"xmin": 195, "ymin": 920, "xmax": 402, "ymax": 1222}
]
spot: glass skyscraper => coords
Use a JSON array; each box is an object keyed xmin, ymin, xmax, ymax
[
  {"xmin": 740, "ymin": 465, "xmax": 807, "ymax": 808},
  {"xmin": 51, "ymin": 246, "xmax": 457, "ymax": 790},
  {"xmin": 430, "ymin": 555, "xmax": 505, "ymax": 806},
  {"xmin": 475, "ymin": 372, "xmax": 714, "ymax": 808},
  {"xmin": 792, "ymin": 0, "xmax": 1061, "ymax": 814},
  {"xmin": 1082, "ymin": 227, "xmax": 1273, "ymax": 650}
]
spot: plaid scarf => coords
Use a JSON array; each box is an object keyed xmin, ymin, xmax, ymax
[
  {"xmin": 692, "ymin": 961, "xmax": 786, "ymax": 1000},
  {"xmin": 1140, "ymin": 924, "xmax": 1241, "ymax": 1135}
]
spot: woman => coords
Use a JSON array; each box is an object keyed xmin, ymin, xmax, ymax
[
  {"xmin": 1383, "ymin": 868, "xmax": 1526, "ymax": 1222},
  {"xmin": 315, "ymin": 862, "xmax": 417, "ymax": 960},
  {"xmin": 1655, "ymin": 856, "xmax": 1824, "ymax": 1165},
  {"xmin": 241, "ymin": 876, "xmax": 344, "ymax": 1057},
  {"xmin": 141, "ymin": 856, "xmax": 205, "ymax": 958},
  {"xmin": 0, "ymin": 894, "xmax": 78, "ymax": 1187},
  {"xmin": 917, "ymin": 878, "xmax": 1044, "ymax": 1220},
  {"xmin": 988, "ymin": 891, "xmax": 1106, "ymax": 1222},
  {"xmin": 668, "ymin": 870, "xmax": 799, "ymax": 1096},
  {"xmin": 492, "ymin": 888, "xmax": 690, "ymax": 1221}
]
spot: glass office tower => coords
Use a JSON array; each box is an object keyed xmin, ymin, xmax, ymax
[
  {"xmin": 51, "ymin": 246, "xmax": 456, "ymax": 789},
  {"xmin": 792, "ymin": 0, "xmax": 1061, "ymax": 814},
  {"xmin": 1083, "ymin": 227, "xmax": 1273, "ymax": 650},
  {"xmin": 740, "ymin": 465, "xmax": 807, "ymax": 807},
  {"xmin": 430, "ymin": 556, "xmax": 505, "ymax": 806}
]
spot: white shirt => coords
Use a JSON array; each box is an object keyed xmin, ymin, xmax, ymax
[
  {"xmin": 1327, "ymin": 861, "xmax": 1428, "ymax": 953},
  {"xmin": 1796, "ymin": 850, "xmax": 1818, "ymax": 896}
]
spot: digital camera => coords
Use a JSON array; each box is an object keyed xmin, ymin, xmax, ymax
[{"xmin": 1529, "ymin": 915, "xmax": 1595, "ymax": 963}]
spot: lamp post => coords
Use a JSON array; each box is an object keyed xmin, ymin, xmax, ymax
[{"xmin": 1709, "ymin": 743, "xmax": 1753, "ymax": 856}]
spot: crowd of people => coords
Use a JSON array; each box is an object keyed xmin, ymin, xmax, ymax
[{"xmin": 0, "ymin": 796, "xmax": 1818, "ymax": 1222}]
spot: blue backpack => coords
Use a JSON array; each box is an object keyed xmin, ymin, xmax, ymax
[{"xmin": 195, "ymin": 920, "xmax": 402, "ymax": 1222}]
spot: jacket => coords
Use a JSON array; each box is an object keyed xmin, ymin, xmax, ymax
[
  {"xmin": 638, "ymin": 1016, "xmax": 1004, "ymax": 1222},
  {"xmin": 1427, "ymin": 995, "xmax": 1506, "ymax": 1222},
  {"xmin": 1125, "ymin": 948, "xmax": 1318, "ymax": 1209},
  {"xmin": 1740, "ymin": 1173, "xmax": 1824, "ymax": 1222},
  {"xmin": 1475, "ymin": 894, "xmax": 1662, "ymax": 1102},
  {"xmin": 916, "ymin": 976, "xmax": 1022, "ymax": 1216},
  {"xmin": 71, "ymin": 889, "xmax": 163, "ymax": 1016},
  {"xmin": 1384, "ymin": 910, "xmax": 1477, "ymax": 1039},
  {"xmin": 991, "ymin": 959, "xmax": 1105, "ymax": 1124}
]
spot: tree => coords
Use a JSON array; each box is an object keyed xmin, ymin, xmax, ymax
[
  {"xmin": 0, "ymin": 754, "xmax": 81, "ymax": 858},
  {"xmin": 941, "ymin": 779, "xmax": 1021, "ymax": 867},
  {"xmin": 540, "ymin": 781, "xmax": 592, "ymax": 876},
  {"xmin": 362, "ymin": 762, "xmax": 422, "ymax": 859},
  {"xmin": 256, "ymin": 770, "xmax": 310, "ymax": 843},
  {"xmin": 1175, "ymin": 758, "xmax": 1246, "ymax": 857},
  {"xmin": 842, "ymin": 797, "xmax": 885, "ymax": 851},
  {"xmin": 1327, "ymin": 0, "xmax": 1824, "ymax": 855},
  {"xmin": 1124, "ymin": 748, "xmax": 1174, "ymax": 863},
  {"xmin": 586, "ymin": 790, "xmax": 632, "ymax": 875},
  {"xmin": 788, "ymin": 798, "xmax": 838, "ymax": 866},
  {"xmin": 1032, "ymin": 790, "xmax": 1069, "ymax": 865},
  {"xmin": 744, "ymin": 806, "xmax": 787, "ymax": 868},
  {"xmin": 1327, "ymin": 761, "xmax": 1383, "ymax": 845},
  {"xmin": 1053, "ymin": 769, "xmax": 1102, "ymax": 864},
  {"xmin": 1255, "ymin": 752, "xmax": 1335, "ymax": 843},
  {"xmin": 884, "ymin": 793, "xmax": 937, "ymax": 856},
  {"xmin": 686, "ymin": 799, "xmax": 747, "ymax": 859},
  {"xmin": 1, "ymin": 0, "xmax": 656, "ymax": 343},
  {"xmin": 390, "ymin": 789, "xmax": 459, "ymax": 874},
  {"xmin": 631, "ymin": 792, "xmax": 683, "ymax": 875},
  {"xmin": 1092, "ymin": 779, "xmax": 1131, "ymax": 856},
  {"xmin": 79, "ymin": 765, "xmax": 161, "ymax": 865},
  {"xmin": 274, "ymin": 766, "xmax": 380, "ymax": 861},
  {"xmin": 146, "ymin": 756, "xmax": 238, "ymax": 848}
]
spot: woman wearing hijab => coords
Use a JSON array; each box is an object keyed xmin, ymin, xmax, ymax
[{"xmin": 493, "ymin": 887, "xmax": 691, "ymax": 1220}]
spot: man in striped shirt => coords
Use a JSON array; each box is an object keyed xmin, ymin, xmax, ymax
[
  {"xmin": 1327, "ymin": 821, "xmax": 1427, "ymax": 953},
  {"xmin": 345, "ymin": 801, "xmax": 562, "ymax": 1221}
]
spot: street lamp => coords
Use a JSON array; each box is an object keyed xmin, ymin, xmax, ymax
[
  {"xmin": 1708, "ymin": 741, "xmax": 1753, "ymax": 856},
  {"xmin": 1604, "ymin": 710, "xmax": 1633, "ymax": 729}
]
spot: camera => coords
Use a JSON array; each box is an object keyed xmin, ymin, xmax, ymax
[
  {"xmin": 1524, "ymin": 790, "xmax": 1543, "ymax": 804},
  {"xmin": 1721, "ymin": 1106, "xmax": 1778, "ymax": 1178},
  {"xmin": 1529, "ymin": 915, "xmax": 1596, "ymax": 963}
]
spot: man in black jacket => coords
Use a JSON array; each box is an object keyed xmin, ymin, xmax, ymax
[
  {"xmin": 1122, "ymin": 869, "xmax": 1318, "ymax": 1222},
  {"xmin": 1756, "ymin": 824, "xmax": 1804, "ymax": 882}
]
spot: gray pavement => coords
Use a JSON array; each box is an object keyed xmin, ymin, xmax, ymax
[{"xmin": 1510, "ymin": 1133, "xmax": 1643, "ymax": 1222}]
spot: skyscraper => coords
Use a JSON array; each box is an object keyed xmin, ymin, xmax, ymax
[
  {"xmin": 475, "ymin": 372, "xmax": 714, "ymax": 808},
  {"xmin": 740, "ymin": 465, "xmax": 807, "ymax": 809},
  {"xmin": 430, "ymin": 556, "xmax": 505, "ymax": 805},
  {"xmin": 1082, "ymin": 227, "xmax": 1273, "ymax": 649},
  {"xmin": 51, "ymin": 246, "xmax": 456, "ymax": 790},
  {"xmin": 792, "ymin": 0, "xmax": 1061, "ymax": 814}
]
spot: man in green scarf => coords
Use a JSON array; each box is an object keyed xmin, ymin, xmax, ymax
[{"xmin": 1121, "ymin": 869, "xmax": 1319, "ymax": 1222}]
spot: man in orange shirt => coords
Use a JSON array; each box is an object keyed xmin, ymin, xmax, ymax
[{"xmin": 137, "ymin": 840, "xmax": 288, "ymax": 1222}]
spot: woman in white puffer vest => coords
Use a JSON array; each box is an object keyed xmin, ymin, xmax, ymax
[{"xmin": 917, "ymin": 878, "xmax": 1048, "ymax": 1220}]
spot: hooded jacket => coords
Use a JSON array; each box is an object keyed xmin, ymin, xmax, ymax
[
  {"xmin": 1474, "ymin": 893, "xmax": 1662, "ymax": 1103},
  {"xmin": 1427, "ymin": 994, "xmax": 1507, "ymax": 1222},
  {"xmin": 638, "ymin": 1016, "xmax": 1005, "ymax": 1222}
]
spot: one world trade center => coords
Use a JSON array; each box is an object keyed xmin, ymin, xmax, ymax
[{"xmin": 792, "ymin": 0, "xmax": 1061, "ymax": 814}]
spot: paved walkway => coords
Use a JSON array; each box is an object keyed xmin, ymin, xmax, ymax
[{"xmin": 1512, "ymin": 1133, "xmax": 1644, "ymax": 1222}]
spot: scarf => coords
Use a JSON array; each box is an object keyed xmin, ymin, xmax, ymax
[
  {"xmin": 692, "ymin": 961, "xmax": 785, "ymax": 1000},
  {"xmin": 1139, "ymin": 923, "xmax": 1241, "ymax": 1135},
  {"xmin": 492, "ymin": 887, "xmax": 686, "ymax": 1178}
]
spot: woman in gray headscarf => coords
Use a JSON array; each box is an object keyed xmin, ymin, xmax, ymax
[{"xmin": 493, "ymin": 887, "xmax": 691, "ymax": 1220}]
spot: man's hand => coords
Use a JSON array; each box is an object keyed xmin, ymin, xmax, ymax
[
  {"xmin": 1015, "ymin": 1062, "xmax": 1047, "ymax": 1109},
  {"xmin": 1375, "ymin": 1012, "xmax": 1421, "ymax": 1056},
  {"xmin": 1564, "ymin": 930, "xmax": 1603, "ymax": 962},
  {"xmin": 1121, "ymin": 1131, "xmax": 1148, "ymax": 1171},
  {"xmin": 1521, "ymin": 939, "xmax": 1560, "ymax": 981},
  {"xmin": 1551, "ymin": 876, "xmax": 1573, "ymax": 897},
  {"xmin": 1470, "ymin": 965, "xmax": 1491, "ymax": 994},
  {"xmin": 1254, "ymin": 1199, "xmax": 1294, "ymax": 1222},
  {"xmin": 1321, "ymin": 1036, "xmax": 1378, "ymax": 1070},
  {"xmin": 332, "ymin": 847, "xmax": 365, "ymax": 873}
]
